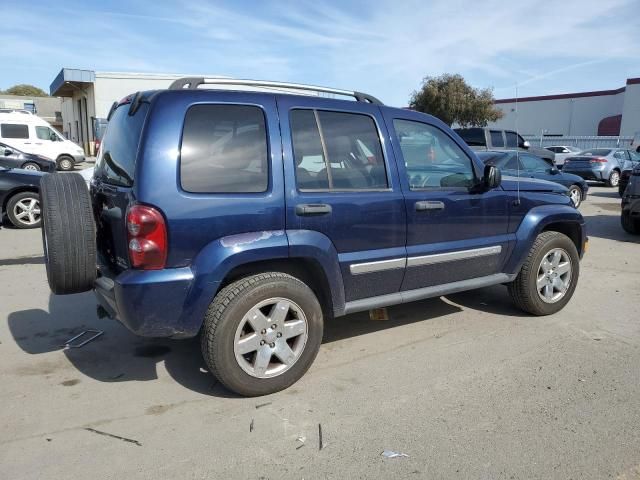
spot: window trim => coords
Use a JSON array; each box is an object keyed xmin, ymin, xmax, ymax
[
  {"xmin": 177, "ymin": 102, "xmax": 271, "ymax": 195},
  {"xmin": 289, "ymin": 107, "xmax": 393, "ymax": 193},
  {"xmin": 392, "ymin": 117, "xmax": 481, "ymax": 192}
]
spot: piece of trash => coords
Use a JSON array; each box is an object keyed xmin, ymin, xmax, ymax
[
  {"xmin": 84, "ymin": 427, "xmax": 141, "ymax": 446},
  {"xmin": 255, "ymin": 402, "xmax": 272, "ymax": 409},
  {"xmin": 250, "ymin": 419, "xmax": 254, "ymax": 432},
  {"xmin": 578, "ymin": 378, "xmax": 586, "ymax": 382},
  {"xmin": 296, "ymin": 444, "xmax": 305, "ymax": 450},
  {"xmin": 382, "ymin": 450, "xmax": 409, "ymax": 458},
  {"xmin": 296, "ymin": 435, "xmax": 306, "ymax": 444},
  {"xmin": 593, "ymin": 337, "xmax": 602, "ymax": 341},
  {"xmin": 46, "ymin": 438, "xmax": 52, "ymax": 442},
  {"xmin": 199, "ymin": 367, "xmax": 209, "ymax": 373},
  {"xmin": 318, "ymin": 424, "xmax": 324, "ymax": 450},
  {"xmin": 61, "ymin": 330, "xmax": 104, "ymax": 349},
  {"xmin": 369, "ymin": 308, "xmax": 389, "ymax": 321}
]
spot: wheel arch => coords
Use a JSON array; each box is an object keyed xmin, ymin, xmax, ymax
[{"xmin": 2, "ymin": 186, "xmax": 39, "ymax": 214}]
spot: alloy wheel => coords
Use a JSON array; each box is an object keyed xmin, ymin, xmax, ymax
[{"xmin": 536, "ymin": 248, "xmax": 572, "ymax": 303}]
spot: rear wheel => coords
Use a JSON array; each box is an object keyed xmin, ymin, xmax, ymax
[
  {"xmin": 40, "ymin": 173, "xmax": 96, "ymax": 294},
  {"xmin": 621, "ymin": 211, "xmax": 640, "ymax": 235},
  {"xmin": 7, "ymin": 191, "xmax": 41, "ymax": 228},
  {"xmin": 508, "ymin": 231, "xmax": 579, "ymax": 315},
  {"xmin": 607, "ymin": 170, "xmax": 620, "ymax": 188},
  {"xmin": 201, "ymin": 272, "xmax": 323, "ymax": 396},
  {"xmin": 57, "ymin": 155, "xmax": 74, "ymax": 171},
  {"xmin": 567, "ymin": 185, "xmax": 582, "ymax": 207},
  {"xmin": 21, "ymin": 162, "xmax": 41, "ymax": 171}
]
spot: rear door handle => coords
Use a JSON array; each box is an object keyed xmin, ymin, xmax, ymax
[
  {"xmin": 295, "ymin": 203, "xmax": 332, "ymax": 216},
  {"xmin": 415, "ymin": 200, "xmax": 445, "ymax": 212}
]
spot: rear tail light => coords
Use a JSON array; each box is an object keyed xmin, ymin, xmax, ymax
[
  {"xmin": 590, "ymin": 157, "xmax": 608, "ymax": 163},
  {"xmin": 126, "ymin": 204, "xmax": 167, "ymax": 270}
]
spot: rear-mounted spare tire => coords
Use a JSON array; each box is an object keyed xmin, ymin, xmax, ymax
[{"xmin": 40, "ymin": 173, "xmax": 96, "ymax": 294}]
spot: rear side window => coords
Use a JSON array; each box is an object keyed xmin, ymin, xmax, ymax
[
  {"xmin": 95, "ymin": 103, "xmax": 149, "ymax": 187},
  {"xmin": 505, "ymin": 131, "xmax": 519, "ymax": 148},
  {"xmin": 180, "ymin": 105, "xmax": 268, "ymax": 193},
  {"xmin": 1, "ymin": 123, "xmax": 29, "ymax": 139},
  {"xmin": 490, "ymin": 130, "xmax": 504, "ymax": 147},
  {"xmin": 290, "ymin": 109, "xmax": 388, "ymax": 190}
]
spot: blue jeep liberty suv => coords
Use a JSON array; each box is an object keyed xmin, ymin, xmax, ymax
[{"xmin": 40, "ymin": 78, "xmax": 587, "ymax": 396}]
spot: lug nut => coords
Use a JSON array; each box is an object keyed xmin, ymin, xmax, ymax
[
  {"xmin": 269, "ymin": 342, "xmax": 275, "ymax": 348},
  {"xmin": 277, "ymin": 332, "xmax": 282, "ymax": 338},
  {"xmin": 260, "ymin": 340, "xmax": 265, "ymax": 346},
  {"xmin": 271, "ymin": 324, "xmax": 277, "ymax": 329},
  {"xmin": 261, "ymin": 329, "xmax": 266, "ymax": 334}
]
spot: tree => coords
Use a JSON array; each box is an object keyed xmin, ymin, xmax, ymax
[
  {"xmin": 409, "ymin": 74, "xmax": 502, "ymax": 127},
  {"xmin": 1, "ymin": 84, "xmax": 49, "ymax": 97}
]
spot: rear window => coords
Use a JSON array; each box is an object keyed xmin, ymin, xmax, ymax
[
  {"xmin": 95, "ymin": 103, "xmax": 149, "ymax": 187},
  {"xmin": 455, "ymin": 128, "xmax": 485, "ymax": 146},
  {"xmin": 180, "ymin": 105, "xmax": 268, "ymax": 193},
  {"xmin": 1, "ymin": 123, "xmax": 29, "ymax": 139}
]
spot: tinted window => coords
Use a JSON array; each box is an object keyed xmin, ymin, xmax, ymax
[
  {"xmin": 505, "ymin": 131, "xmax": 519, "ymax": 148},
  {"xmin": 520, "ymin": 154, "xmax": 550, "ymax": 172},
  {"xmin": 503, "ymin": 153, "xmax": 520, "ymax": 170},
  {"xmin": 1, "ymin": 123, "xmax": 29, "ymax": 139},
  {"xmin": 546, "ymin": 146, "xmax": 561, "ymax": 153},
  {"xmin": 580, "ymin": 149, "xmax": 611, "ymax": 156},
  {"xmin": 180, "ymin": 105, "xmax": 268, "ymax": 193},
  {"xmin": 455, "ymin": 128, "xmax": 485, "ymax": 146},
  {"xmin": 291, "ymin": 109, "xmax": 388, "ymax": 190},
  {"xmin": 394, "ymin": 119, "xmax": 476, "ymax": 189},
  {"xmin": 490, "ymin": 130, "xmax": 504, "ymax": 147},
  {"xmin": 95, "ymin": 103, "xmax": 149, "ymax": 187}
]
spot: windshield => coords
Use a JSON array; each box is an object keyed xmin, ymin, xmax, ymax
[{"xmin": 579, "ymin": 149, "xmax": 611, "ymax": 156}]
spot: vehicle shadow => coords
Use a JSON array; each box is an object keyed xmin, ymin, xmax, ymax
[
  {"xmin": 587, "ymin": 190, "xmax": 621, "ymax": 199},
  {"xmin": 583, "ymin": 214, "xmax": 640, "ymax": 243},
  {"xmin": 7, "ymin": 286, "xmax": 523, "ymax": 397}
]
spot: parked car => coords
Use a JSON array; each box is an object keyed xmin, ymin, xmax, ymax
[
  {"xmin": 0, "ymin": 142, "xmax": 56, "ymax": 172},
  {"xmin": 0, "ymin": 111, "xmax": 85, "ymax": 171},
  {"xmin": 562, "ymin": 148, "xmax": 637, "ymax": 187},
  {"xmin": 0, "ymin": 166, "xmax": 43, "ymax": 228},
  {"xmin": 454, "ymin": 127, "xmax": 555, "ymax": 162},
  {"xmin": 544, "ymin": 145, "xmax": 582, "ymax": 168},
  {"xmin": 39, "ymin": 78, "xmax": 586, "ymax": 396},
  {"xmin": 621, "ymin": 163, "xmax": 640, "ymax": 234},
  {"xmin": 618, "ymin": 149, "xmax": 640, "ymax": 196},
  {"xmin": 631, "ymin": 131, "xmax": 640, "ymax": 153},
  {"xmin": 476, "ymin": 150, "xmax": 588, "ymax": 207}
]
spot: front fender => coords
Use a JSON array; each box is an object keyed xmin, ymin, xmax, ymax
[{"xmin": 504, "ymin": 204, "xmax": 586, "ymax": 274}]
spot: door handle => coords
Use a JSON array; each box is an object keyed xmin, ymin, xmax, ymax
[
  {"xmin": 295, "ymin": 203, "xmax": 332, "ymax": 216},
  {"xmin": 415, "ymin": 200, "xmax": 445, "ymax": 212}
]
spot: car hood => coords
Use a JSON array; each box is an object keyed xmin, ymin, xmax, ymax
[
  {"xmin": 0, "ymin": 168, "xmax": 46, "ymax": 183},
  {"xmin": 501, "ymin": 176, "xmax": 568, "ymax": 193}
]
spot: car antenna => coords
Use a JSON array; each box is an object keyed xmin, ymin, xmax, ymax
[{"xmin": 514, "ymin": 82, "xmax": 521, "ymax": 206}]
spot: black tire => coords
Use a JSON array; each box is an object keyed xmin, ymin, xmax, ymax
[
  {"xmin": 621, "ymin": 211, "xmax": 640, "ymax": 235},
  {"xmin": 21, "ymin": 162, "xmax": 41, "ymax": 171},
  {"xmin": 606, "ymin": 170, "xmax": 620, "ymax": 188},
  {"xmin": 619, "ymin": 184, "xmax": 626, "ymax": 198},
  {"xmin": 56, "ymin": 155, "xmax": 74, "ymax": 171},
  {"xmin": 6, "ymin": 191, "xmax": 41, "ymax": 229},
  {"xmin": 508, "ymin": 231, "xmax": 580, "ymax": 316},
  {"xmin": 567, "ymin": 185, "xmax": 582, "ymax": 208},
  {"xmin": 40, "ymin": 173, "xmax": 96, "ymax": 294},
  {"xmin": 201, "ymin": 272, "xmax": 323, "ymax": 396}
]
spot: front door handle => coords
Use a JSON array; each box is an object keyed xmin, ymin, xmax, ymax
[
  {"xmin": 415, "ymin": 200, "xmax": 445, "ymax": 212},
  {"xmin": 295, "ymin": 203, "xmax": 332, "ymax": 216}
]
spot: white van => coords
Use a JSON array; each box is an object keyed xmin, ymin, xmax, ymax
[{"xmin": 0, "ymin": 111, "xmax": 85, "ymax": 171}]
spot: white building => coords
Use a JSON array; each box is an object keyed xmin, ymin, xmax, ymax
[{"xmin": 489, "ymin": 77, "xmax": 640, "ymax": 138}]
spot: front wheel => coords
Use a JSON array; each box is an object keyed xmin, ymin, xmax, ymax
[
  {"xmin": 57, "ymin": 155, "xmax": 74, "ymax": 171},
  {"xmin": 21, "ymin": 162, "xmax": 41, "ymax": 171},
  {"xmin": 607, "ymin": 170, "xmax": 620, "ymax": 188},
  {"xmin": 508, "ymin": 231, "xmax": 580, "ymax": 315},
  {"xmin": 568, "ymin": 185, "xmax": 582, "ymax": 207},
  {"xmin": 201, "ymin": 272, "xmax": 323, "ymax": 396}
]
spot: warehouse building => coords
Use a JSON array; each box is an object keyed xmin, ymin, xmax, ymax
[{"xmin": 489, "ymin": 77, "xmax": 640, "ymax": 137}]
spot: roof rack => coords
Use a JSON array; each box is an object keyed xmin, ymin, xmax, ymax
[{"xmin": 168, "ymin": 77, "xmax": 383, "ymax": 105}]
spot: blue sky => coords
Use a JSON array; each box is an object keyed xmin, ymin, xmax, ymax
[{"xmin": 2, "ymin": 0, "xmax": 639, "ymax": 106}]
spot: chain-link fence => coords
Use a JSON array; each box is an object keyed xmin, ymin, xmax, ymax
[{"xmin": 522, "ymin": 135, "xmax": 633, "ymax": 150}]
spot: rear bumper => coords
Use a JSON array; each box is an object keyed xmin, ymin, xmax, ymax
[
  {"xmin": 94, "ymin": 266, "xmax": 198, "ymax": 338},
  {"xmin": 562, "ymin": 168, "xmax": 606, "ymax": 182}
]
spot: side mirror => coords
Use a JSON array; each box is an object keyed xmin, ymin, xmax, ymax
[
  {"xmin": 50, "ymin": 134, "xmax": 58, "ymax": 141},
  {"xmin": 4, "ymin": 148, "xmax": 13, "ymax": 156},
  {"xmin": 522, "ymin": 140, "xmax": 531, "ymax": 149},
  {"xmin": 550, "ymin": 167, "xmax": 560, "ymax": 175},
  {"xmin": 483, "ymin": 164, "xmax": 502, "ymax": 190}
]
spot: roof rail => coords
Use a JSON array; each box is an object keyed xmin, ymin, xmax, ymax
[{"xmin": 167, "ymin": 77, "xmax": 383, "ymax": 105}]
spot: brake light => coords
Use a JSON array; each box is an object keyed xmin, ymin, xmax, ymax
[
  {"xmin": 590, "ymin": 157, "xmax": 608, "ymax": 163},
  {"xmin": 126, "ymin": 204, "xmax": 167, "ymax": 269}
]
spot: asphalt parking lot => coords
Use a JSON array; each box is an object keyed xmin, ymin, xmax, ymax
[{"xmin": 1, "ymin": 184, "xmax": 639, "ymax": 479}]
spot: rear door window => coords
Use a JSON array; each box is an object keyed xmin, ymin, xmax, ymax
[
  {"xmin": 490, "ymin": 130, "xmax": 504, "ymax": 147},
  {"xmin": 180, "ymin": 104, "xmax": 269, "ymax": 193},
  {"xmin": 505, "ymin": 132, "xmax": 519, "ymax": 148},
  {"xmin": 290, "ymin": 109, "xmax": 388, "ymax": 190},
  {"xmin": 1, "ymin": 123, "xmax": 29, "ymax": 139}
]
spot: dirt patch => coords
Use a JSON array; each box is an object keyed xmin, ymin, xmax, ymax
[{"xmin": 60, "ymin": 379, "xmax": 80, "ymax": 387}]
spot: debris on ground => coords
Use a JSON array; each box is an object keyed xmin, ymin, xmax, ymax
[
  {"xmin": 61, "ymin": 330, "xmax": 104, "ymax": 349},
  {"xmin": 318, "ymin": 424, "xmax": 324, "ymax": 450},
  {"xmin": 296, "ymin": 436, "xmax": 306, "ymax": 450},
  {"xmin": 250, "ymin": 419, "xmax": 254, "ymax": 432},
  {"xmin": 84, "ymin": 427, "xmax": 141, "ymax": 446},
  {"xmin": 369, "ymin": 308, "xmax": 389, "ymax": 321},
  {"xmin": 381, "ymin": 450, "xmax": 409, "ymax": 458},
  {"xmin": 255, "ymin": 402, "xmax": 272, "ymax": 409}
]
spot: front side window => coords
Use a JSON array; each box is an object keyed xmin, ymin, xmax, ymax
[
  {"xmin": 520, "ymin": 154, "xmax": 550, "ymax": 173},
  {"xmin": 35, "ymin": 126, "xmax": 55, "ymax": 141},
  {"xmin": 180, "ymin": 105, "xmax": 269, "ymax": 193},
  {"xmin": 394, "ymin": 119, "xmax": 476, "ymax": 189},
  {"xmin": 490, "ymin": 130, "xmax": 504, "ymax": 147},
  {"xmin": 290, "ymin": 109, "xmax": 388, "ymax": 190},
  {"xmin": 1, "ymin": 123, "xmax": 29, "ymax": 139}
]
